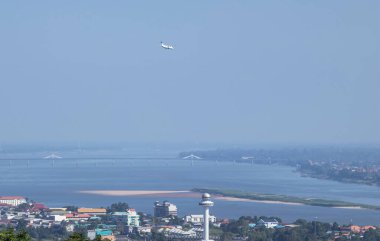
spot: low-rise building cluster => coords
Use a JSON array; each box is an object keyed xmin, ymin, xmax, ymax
[{"xmin": 0, "ymin": 195, "xmax": 378, "ymax": 241}]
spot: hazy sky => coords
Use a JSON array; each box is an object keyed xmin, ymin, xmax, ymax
[{"xmin": 0, "ymin": 1, "xmax": 379, "ymax": 144}]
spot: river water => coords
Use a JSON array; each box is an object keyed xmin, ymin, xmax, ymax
[{"xmin": 1, "ymin": 149, "xmax": 380, "ymax": 225}]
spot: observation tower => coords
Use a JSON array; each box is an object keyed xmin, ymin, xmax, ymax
[{"xmin": 199, "ymin": 193, "xmax": 214, "ymax": 241}]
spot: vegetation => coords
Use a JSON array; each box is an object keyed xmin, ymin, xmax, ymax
[
  {"xmin": 192, "ymin": 188, "xmax": 380, "ymax": 210},
  {"xmin": 25, "ymin": 225, "xmax": 68, "ymax": 240},
  {"xmin": 65, "ymin": 232, "xmax": 89, "ymax": 241},
  {"xmin": 222, "ymin": 216, "xmax": 281, "ymax": 237},
  {"xmin": 0, "ymin": 228, "xmax": 31, "ymax": 241},
  {"xmin": 151, "ymin": 231, "xmax": 167, "ymax": 241},
  {"xmin": 218, "ymin": 217, "xmax": 379, "ymax": 241},
  {"xmin": 64, "ymin": 232, "xmax": 110, "ymax": 241},
  {"xmin": 298, "ymin": 161, "xmax": 380, "ymax": 186},
  {"xmin": 63, "ymin": 206, "xmax": 79, "ymax": 212},
  {"xmin": 15, "ymin": 203, "xmax": 31, "ymax": 212},
  {"xmin": 106, "ymin": 202, "xmax": 129, "ymax": 213}
]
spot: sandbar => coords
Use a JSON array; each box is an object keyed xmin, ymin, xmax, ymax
[
  {"xmin": 333, "ymin": 206, "xmax": 363, "ymax": 210},
  {"xmin": 80, "ymin": 190, "xmax": 367, "ymax": 209},
  {"xmin": 78, "ymin": 190, "xmax": 304, "ymax": 205},
  {"xmin": 214, "ymin": 196, "xmax": 304, "ymax": 206},
  {"xmin": 78, "ymin": 190, "xmax": 197, "ymax": 198}
]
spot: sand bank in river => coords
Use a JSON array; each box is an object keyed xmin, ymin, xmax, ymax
[
  {"xmin": 213, "ymin": 196, "xmax": 304, "ymax": 206},
  {"xmin": 79, "ymin": 190, "xmax": 302, "ymax": 205},
  {"xmin": 78, "ymin": 190, "xmax": 368, "ymax": 210},
  {"xmin": 78, "ymin": 190, "xmax": 198, "ymax": 198}
]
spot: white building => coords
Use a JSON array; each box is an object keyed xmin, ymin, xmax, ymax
[
  {"xmin": 135, "ymin": 226, "xmax": 152, "ymax": 235},
  {"xmin": 6, "ymin": 214, "xmax": 15, "ymax": 220},
  {"xmin": 257, "ymin": 218, "xmax": 279, "ymax": 228},
  {"xmin": 51, "ymin": 215, "xmax": 67, "ymax": 222},
  {"xmin": 154, "ymin": 201, "xmax": 177, "ymax": 217},
  {"xmin": 126, "ymin": 208, "xmax": 140, "ymax": 227},
  {"xmin": 185, "ymin": 214, "xmax": 216, "ymax": 224},
  {"xmin": 0, "ymin": 196, "xmax": 27, "ymax": 206},
  {"xmin": 159, "ymin": 227, "xmax": 197, "ymax": 238},
  {"xmin": 66, "ymin": 224, "xmax": 75, "ymax": 232}
]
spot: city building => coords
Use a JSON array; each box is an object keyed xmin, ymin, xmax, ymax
[
  {"xmin": 111, "ymin": 212, "xmax": 128, "ymax": 216},
  {"xmin": 126, "ymin": 208, "xmax": 140, "ymax": 227},
  {"xmin": 154, "ymin": 201, "xmax": 177, "ymax": 217},
  {"xmin": 257, "ymin": 218, "xmax": 279, "ymax": 228},
  {"xmin": 185, "ymin": 214, "xmax": 216, "ymax": 224},
  {"xmin": 51, "ymin": 215, "xmax": 67, "ymax": 222},
  {"xmin": 88, "ymin": 229, "xmax": 115, "ymax": 241},
  {"xmin": 49, "ymin": 208, "xmax": 69, "ymax": 215},
  {"xmin": 78, "ymin": 208, "xmax": 107, "ymax": 216},
  {"xmin": 49, "ymin": 208, "xmax": 67, "ymax": 212},
  {"xmin": 31, "ymin": 203, "xmax": 48, "ymax": 212},
  {"xmin": 65, "ymin": 213, "xmax": 91, "ymax": 221},
  {"xmin": 0, "ymin": 196, "xmax": 27, "ymax": 206},
  {"xmin": 347, "ymin": 225, "xmax": 377, "ymax": 233},
  {"xmin": 155, "ymin": 226, "xmax": 197, "ymax": 239}
]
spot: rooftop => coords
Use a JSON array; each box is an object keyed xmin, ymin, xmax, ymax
[
  {"xmin": 66, "ymin": 213, "xmax": 91, "ymax": 218},
  {"xmin": 0, "ymin": 196, "xmax": 26, "ymax": 200},
  {"xmin": 78, "ymin": 208, "xmax": 107, "ymax": 213}
]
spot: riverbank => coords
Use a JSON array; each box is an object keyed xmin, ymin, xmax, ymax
[{"xmin": 298, "ymin": 170, "xmax": 380, "ymax": 187}]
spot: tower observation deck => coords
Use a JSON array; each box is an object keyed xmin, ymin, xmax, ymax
[{"xmin": 199, "ymin": 193, "xmax": 214, "ymax": 241}]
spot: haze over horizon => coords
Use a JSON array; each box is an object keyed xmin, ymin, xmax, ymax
[{"xmin": 0, "ymin": 1, "xmax": 379, "ymax": 145}]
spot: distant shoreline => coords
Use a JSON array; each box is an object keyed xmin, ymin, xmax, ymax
[{"xmin": 298, "ymin": 171, "xmax": 380, "ymax": 187}]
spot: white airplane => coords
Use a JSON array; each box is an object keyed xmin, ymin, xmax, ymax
[{"xmin": 161, "ymin": 41, "xmax": 174, "ymax": 50}]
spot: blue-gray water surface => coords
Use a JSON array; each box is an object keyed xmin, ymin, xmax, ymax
[{"xmin": 1, "ymin": 149, "xmax": 380, "ymax": 225}]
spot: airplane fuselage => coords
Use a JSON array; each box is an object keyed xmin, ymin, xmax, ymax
[{"xmin": 161, "ymin": 42, "xmax": 174, "ymax": 50}]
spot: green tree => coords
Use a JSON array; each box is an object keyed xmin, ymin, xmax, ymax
[
  {"xmin": 222, "ymin": 216, "xmax": 256, "ymax": 236},
  {"xmin": 63, "ymin": 206, "xmax": 79, "ymax": 212},
  {"xmin": 363, "ymin": 228, "xmax": 380, "ymax": 241},
  {"xmin": 95, "ymin": 236, "xmax": 111, "ymax": 241},
  {"xmin": 65, "ymin": 233, "xmax": 111, "ymax": 241},
  {"xmin": 15, "ymin": 203, "xmax": 31, "ymax": 212},
  {"xmin": 16, "ymin": 219, "xmax": 29, "ymax": 231},
  {"xmin": 221, "ymin": 232, "xmax": 234, "ymax": 241},
  {"xmin": 332, "ymin": 222, "xmax": 339, "ymax": 231},
  {"xmin": 65, "ymin": 232, "xmax": 89, "ymax": 241},
  {"xmin": 151, "ymin": 231, "xmax": 167, "ymax": 241},
  {"xmin": 210, "ymin": 226, "xmax": 224, "ymax": 237},
  {"xmin": 107, "ymin": 202, "xmax": 129, "ymax": 212},
  {"xmin": 0, "ymin": 228, "xmax": 31, "ymax": 241},
  {"xmin": 252, "ymin": 228, "xmax": 274, "ymax": 241},
  {"xmin": 168, "ymin": 216, "xmax": 183, "ymax": 225}
]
